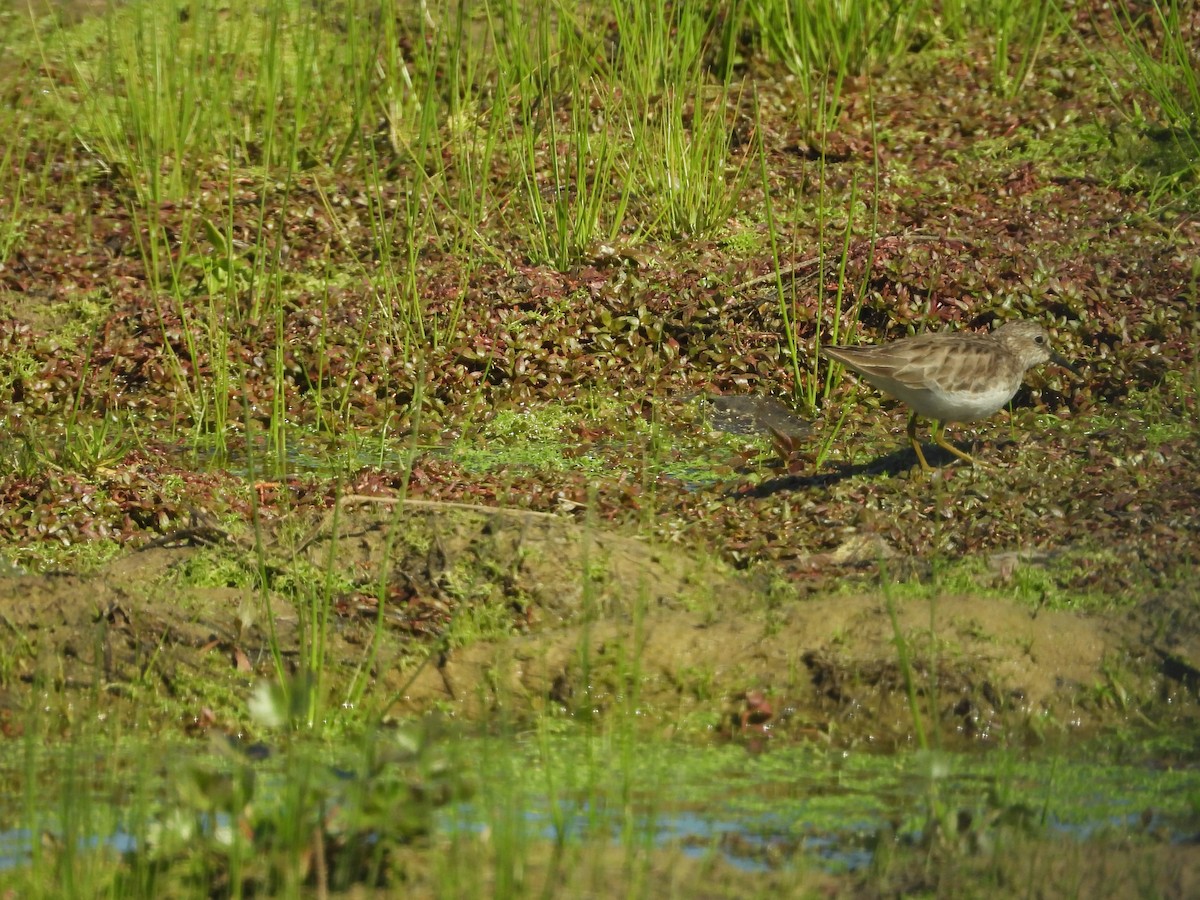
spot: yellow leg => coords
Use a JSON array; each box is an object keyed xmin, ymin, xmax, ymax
[
  {"xmin": 906, "ymin": 413, "xmax": 933, "ymax": 474},
  {"xmin": 932, "ymin": 420, "xmax": 982, "ymax": 466}
]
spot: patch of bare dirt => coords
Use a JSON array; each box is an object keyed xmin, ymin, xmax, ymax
[
  {"xmin": 404, "ymin": 588, "xmax": 1133, "ymax": 746},
  {"xmin": 0, "ymin": 503, "xmax": 1192, "ymax": 743}
]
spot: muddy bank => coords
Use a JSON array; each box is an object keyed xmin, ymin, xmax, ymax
[{"xmin": 0, "ymin": 502, "xmax": 1191, "ymax": 743}]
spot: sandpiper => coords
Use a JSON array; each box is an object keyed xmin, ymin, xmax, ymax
[{"xmin": 822, "ymin": 320, "xmax": 1073, "ymax": 473}]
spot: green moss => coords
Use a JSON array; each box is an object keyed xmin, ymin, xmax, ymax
[
  {"xmin": 169, "ymin": 545, "xmax": 261, "ymax": 590},
  {"xmin": 7, "ymin": 537, "xmax": 124, "ymax": 573},
  {"xmin": 453, "ymin": 403, "xmax": 634, "ymax": 476},
  {"xmin": 876, "ymin": 552, "xmax": 1120, "ymax": 613}
]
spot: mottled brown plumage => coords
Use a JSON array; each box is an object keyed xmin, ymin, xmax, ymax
[{"xmin": 822, "ymin": 321, "xmax": 1072, "ymax": 473}]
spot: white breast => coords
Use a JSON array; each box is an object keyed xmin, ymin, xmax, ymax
[{"xmin": 882, "ymin": 382, "xmax": 1019, "ymax": 422}]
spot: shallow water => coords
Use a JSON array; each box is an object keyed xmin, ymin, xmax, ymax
[{"xmin": 2, "ymin": 731, "xmax": 1198, "ymax": 877}]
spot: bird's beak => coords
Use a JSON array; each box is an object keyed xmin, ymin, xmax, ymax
[{"xmin": 1050, "ymin": 352, "xmax": 1079, "ymax": 376}]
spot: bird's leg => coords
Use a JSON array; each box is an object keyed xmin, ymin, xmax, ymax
[
  {"xmin": 932, "ymin": 421, "xmax": 982, "ymax": 466},
  {"xmin": 906, "ymin": 413, "xmax": 933, "ymax": 474}
]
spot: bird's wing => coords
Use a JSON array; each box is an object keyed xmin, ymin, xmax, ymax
[
  {"xmin": 823, "ymin": 336, "xmax": 947, "ymax": 389},
  {"xmin": 824, "ymin": 334, "xmax": 997, "ymax": 393}
]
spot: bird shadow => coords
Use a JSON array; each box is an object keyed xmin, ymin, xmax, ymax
[{"xmin": 735, "ymin": 443, "xmax": 980, "ymax": 498}]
